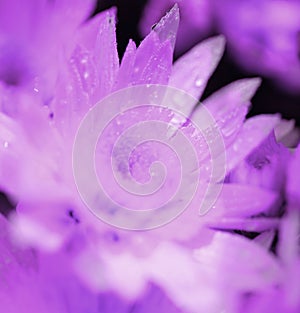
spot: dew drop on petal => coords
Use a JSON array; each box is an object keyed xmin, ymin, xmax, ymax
[{"xmin": 195, "ymin": 78, "xmax": 203, "ymax": 87}]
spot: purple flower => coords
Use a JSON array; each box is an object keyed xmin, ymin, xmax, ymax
[
  {"xmin": 214, "ymin": 0, "xmax": 300, "ymax": 93},
  {"xmin": 0, "ymin": 3, "xmax": 298, "ymax": 313},
  {"xmin": 0, "ymin": 5, "xmax": 285, "ymax": 244}
]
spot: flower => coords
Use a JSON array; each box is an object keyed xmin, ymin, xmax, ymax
[
  {"xmin": 0, "ymin": 4, "xmax": 285, "ymax": 244},
  {"xmin": 0, "ymin": 3, "xmax": 297, "ymax": 313},
  {"xmin": 214, "ymin": 0, "xmax": 300, "ymax": 93}
]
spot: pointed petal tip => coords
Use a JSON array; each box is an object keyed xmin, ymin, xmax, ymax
[
  {"xmin": 104, "ymin": 6, "xmax": 117, "ymax": 21},
  {"xmin": 210, "ymin": 34, "xmax": 226, "ymax": 49},
  {"xmin": 234, "ymin": 77, "xmax": 262, "ymax": 102},
  {"xmin": 172, "ymin": 3, "xmax": 180, "ymax": 14},
  {"xmin": 207, "ymin": 35, "xmax": 226, "ymax": 59},
  {"xmin": 152, "ymin": 4, "xmax": 179, "ymax": 48},
  {"xmin": 169, "ymin": 35, "xmax": 226, "ymax": 103},
  {"xmin": 154, "ymin": 3, "xmax": 180, "ymax": 30},
  {"xmin": 167, "ymin": 3, "xmax": 180, "ymax": 17},
  {"xmin": 108, "ymin": 6, "xmax": 117, "ymax": 15},
  {"xmin": 250, "ymin": 76, "xmax": 262, "ymax": 88},
  {"xmin": 245, "ymin": 76, "xmax": 262, "ymax": 97},
  {"xmin": 195, "ymin": 35, "xmax": 226, "ymax": 66},
  {"xmin": 127, "ymin": 38, "xmax": 137, "ymax": 49}
]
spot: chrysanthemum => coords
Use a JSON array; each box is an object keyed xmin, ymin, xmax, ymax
[{"xmin": 0, "ymin": 3, "xmax": 296, "ymax": 313}]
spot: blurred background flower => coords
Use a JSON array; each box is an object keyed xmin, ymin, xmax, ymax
[{"xmin": 213, "ymin": 0, "xmax": 300, "ymax": 94}]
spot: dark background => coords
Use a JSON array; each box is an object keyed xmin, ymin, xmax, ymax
[{"xmin": 95, "ymin": 0, "xmax": 300, "ymax": 125}]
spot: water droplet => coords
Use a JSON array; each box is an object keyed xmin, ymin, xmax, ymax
[
  {"xmin": 195, "ymin": 78, "xmax": 203, "ymax": 87},
  {"xmin": 81, "ymin": 57, "xmax": 88, "ymax": 64},
  {"xmin": 233, "ymin": 143, "xmax": 239, "ymax": 152}
]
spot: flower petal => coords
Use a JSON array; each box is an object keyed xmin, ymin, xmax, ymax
[
  {"xmin": 130, "ymin": 6, "xmax": 179, "ymax": 85},
  {"xmin": 114, "ymin": 39, "xmax": 137, "ymax": 89},
  {"xmin": 221, "ymin": 114, "xmax": 281, "ymax": 174},
  {"xmin": 169, "ymin": 36, "xmax": 225, "ymax": 109},
  {"xmin": 205, "ymin": 183, "xmax": 280, "ymax": 218},
  {"xmin": 193, "ymin": 78, "xmax": 261, "ymax": 147},
  {"xmin": 208, "ymin": 217, "xmax": 280, "ymax": 232},
  {"xmin": 254, "ymin": 231, "xmax": 276, "ymax": 249},
  {"xmin": 194, "ymin": 232, "xmax": 282, "ymax": 290},
  {"xmin": 203, "ymin": 78, "xmax": 261, "ymax": 118},
  {"xmin": 229, "ymin": 131, "xmax": 290, "ymax": 193},
  {"xmin": 151, "ymin": 4, "xmax": 179, "ymax": 50},
  {"xmin": 286, "ymin": 145, "xmax": 300, "ymax": 208},
  {"xmin": 95, "ymin": 9, "xmax": 119, "ymax": 99}
]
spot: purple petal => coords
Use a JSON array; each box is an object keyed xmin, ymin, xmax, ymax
[
  {"xmin": 139, "ymin": 0, "xmax": 213, "ymax": 54},
  {"xmin": 229, "ymin": 131, "xmax": 290, "ymax": 193},
  {"xmin": 151, "ymin": 4, "xmax": 179, "ymax": 50},
  {"xmin": 206, "ymin": 183, "xmax": 280, "ymax": 218},
  {"xmin": 134, "ymin": 39, "xmax": 173, "ymax": 85},
  {"xmin": 194, "ymin": 232, "xmax": 282, "ymax": 290},
  {"xmin": 208, "ymin": 217, "xmax": 280, "ymax": 232},
  {"xmin": 94, "ymin": 9, "xmax": 119, "ymax": 99},
  {"xmin": 169, "ymin": 36, "xmax": 225, "ymax": 106},
  {"xmin": 131, "ymin": 5, "xmax": 179, "ymax": 85},
  {"xmin": 275, "ymin": 119, "xmax": 296, "ymax": 143},
  {"xmin": 287, "ymin": 145, "xmax": 300, "ymax": 208},
  {"xmin": 203, "ymin": 78, "xmax": 261, "ymax": 115},
  {"xmin": 75, "ymin": 9, "xmax": 113, "ymax": 51},
  {"xmin": 221, "ymin": 114, "xmax": 281, "ymax": 174},
  {"xmin": 50, "ymin": 0, "xmax": 96, "ymax": 31},
  {"xmin": 214, "ymin": 0, "xmax": 300, "ymax": 92},
  {"xmin": 198, "ymin": 78, "xmax": 261, "ymax": 145},
  {"xmin": 278, "ymin": 211, "xmax": 300, "ymax": 265},
  {"xmin": 144, "ymin": 241, "xmax": 228, "ymax": 312},
  {"xmin": 254, "ymin": 231, "xmax": 276, "ymax": 249},
  {"xmin": 114, "ymin": 39, "xmax": 137, "ymax": 89}
]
